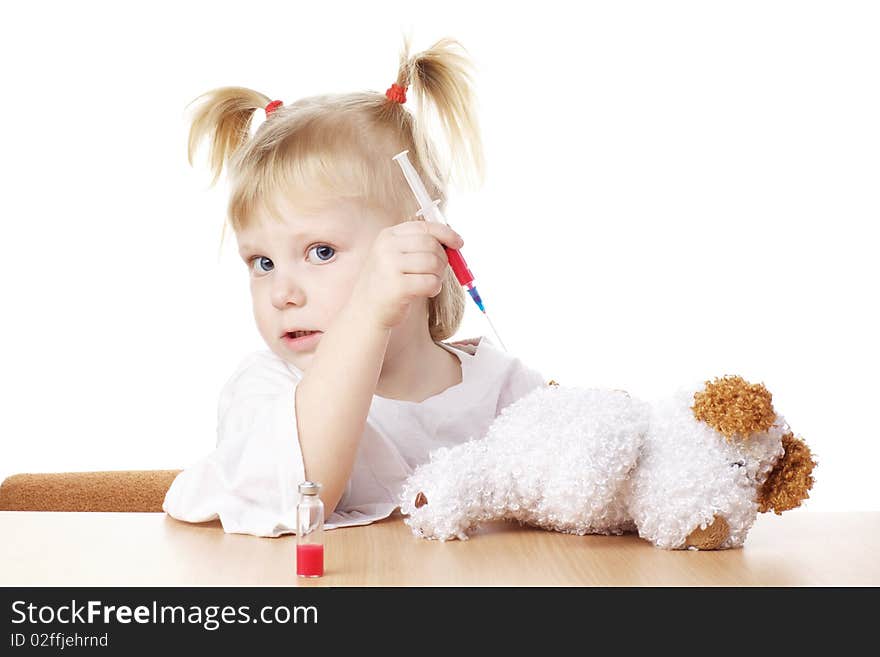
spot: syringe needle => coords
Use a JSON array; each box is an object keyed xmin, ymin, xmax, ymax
[{"xmin": 483, "ymin": 310, "xmax": 508, "ymax": 352}]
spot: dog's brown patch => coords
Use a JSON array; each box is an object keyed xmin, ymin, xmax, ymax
[
  {"xmin": 684, "ymin": 515, "xmax": 730, "ymax": 550},
  {"xmin": 414, "ymin": 492, "xmax": 428, "ymax": 508},
  {"xmin": 692, "ymin": 375, "xmax": 776, "ymax": 439},
  {"xmin": 547, "ymin": 379, "xmax": 559, "ymax": 387},
  {"xmin": 757, "ymin": 432, "xmax": 817, "ymax": 514}
]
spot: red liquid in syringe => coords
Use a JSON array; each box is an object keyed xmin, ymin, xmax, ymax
[
  {"xmin": 443, "ymin": 245, "xmax": 485, "ymax": 312},
  {"xmin": 444, "ymin": 246, "xmax": 474, "ymax": 286}
]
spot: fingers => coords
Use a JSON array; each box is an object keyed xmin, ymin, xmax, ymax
[
  {"xmin": 396, "ymin": 248, "xmax": 447, "ymax": 300},
  {"xmin": 390, "ymin": 220, "xmax": 463, "ymax": 250},
  {"xmin": 398, "ymin": 251, "xmax": 447, "ymax": 276},
  {"xmin": 394, "ymin": 233, "xmax": 450, "ymax": 261},
  {"xmin": 367, "ymin": 221, "xmax": 460, "ymax": 310},
  {"xmin": 400, "ymin": 272, "xmax": 444, "ymax": 299}
]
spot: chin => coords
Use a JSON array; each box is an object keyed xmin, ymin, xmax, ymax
[{"xmin": 284, "ymin": 351, "xmax": 311, "ymax": 373}]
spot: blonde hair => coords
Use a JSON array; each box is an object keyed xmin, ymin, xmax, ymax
[{"xmin": 185, "ymin": 35, "xmax": 486, "ymax": 341}]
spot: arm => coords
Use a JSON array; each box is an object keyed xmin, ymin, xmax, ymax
[
  {"xmin": 294, "ymin": 220, "xmax": 464, "ymax": 516},
  {"xmin": 294, "ymin": 302, "xmax": 391, "ymax": 516}
]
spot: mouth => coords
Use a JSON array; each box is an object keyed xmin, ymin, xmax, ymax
[
  {"xmin": 281, "ymin": 330, "xmax": 323, "ymax": 351},
  {"xmin": 283, "ymin": 329, "xmax": 321, "ymax": 338}
]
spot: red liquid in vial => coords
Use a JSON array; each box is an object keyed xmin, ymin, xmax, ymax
[{"xmin": 296, "ymin": 543, "xmax": 324, "ymax": 577}]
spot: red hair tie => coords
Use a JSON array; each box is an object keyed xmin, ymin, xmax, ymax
[
  {"xmin": 265, "ymin": 99, "xmax": 283, "ymax": 117},
  {"xmin": 385, "ymin": 83, "xmax": 407, "ymax": 104}
]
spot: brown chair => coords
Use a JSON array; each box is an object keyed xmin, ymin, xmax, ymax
[{"xmin": 0, "ymin": 470, "xmax": 182, "ymax": 512}]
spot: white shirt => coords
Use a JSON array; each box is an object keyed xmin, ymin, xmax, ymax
[{"xmin": 162, "ymin": 336, "xmax": 546, "ymax": 537}]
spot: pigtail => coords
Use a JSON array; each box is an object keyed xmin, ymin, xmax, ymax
[
  {"xmin": 185, "ymin": 86, "xmax": 272, "ymax": 188},
  {"xmin": 185, "ymin": 86, "xmax": 273, "ymax": 254},
  {"xmin": 396, "ymin": 37, "xmax": 487, "ymax": 194}
]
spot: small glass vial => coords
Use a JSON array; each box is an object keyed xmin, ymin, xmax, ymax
[{"xmin": 296, "ymin": 481, "xmax": 324, "ymax": 578}]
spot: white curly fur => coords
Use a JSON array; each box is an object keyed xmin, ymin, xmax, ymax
[{"xmin": 399, "ymin": 383, "xmax": 790, "ymax": 550}]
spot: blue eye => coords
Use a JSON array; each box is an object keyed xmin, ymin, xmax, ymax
[
  {"xmin": 308, "ymin": 244, "xmax": 336, "ymax": 263},
  {"xmin": 251, "ymin": 256, "xmax": 274, "ymax": 275}
]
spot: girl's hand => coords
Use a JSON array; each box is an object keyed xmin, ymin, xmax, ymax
[{"xmin": 348, "ymin": 220, "xmax": 464, "ymax": 331}]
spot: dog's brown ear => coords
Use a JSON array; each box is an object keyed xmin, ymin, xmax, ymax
[
  {"xmin": 692, "ymin": 375, "xmax": 776, "ymax": 439},
  {"xmin": 757, "ymin": 432, "xmax": 817, "ymax": 514}
]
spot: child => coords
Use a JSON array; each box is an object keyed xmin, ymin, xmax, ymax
[{"xmin": 162, "ymin": 36, "xmax": 547, "ymax": 537}]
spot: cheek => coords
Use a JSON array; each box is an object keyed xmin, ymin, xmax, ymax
[
  {"xmin": 321, "ymin": 263, "xmax": 361, "ymax": 307},
  {"xmin": 249, "ymin": 283, "xmax": 273, "ymax": 321}
]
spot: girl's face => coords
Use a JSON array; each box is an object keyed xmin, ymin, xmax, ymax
[{"xmin": 236, "ymin": 196, "xmax": 390, "ymax": 371}]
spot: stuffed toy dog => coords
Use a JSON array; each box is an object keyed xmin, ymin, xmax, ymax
[{"xmin": 399, "ymin": 375, "xmax": 817, "ymax": 550}]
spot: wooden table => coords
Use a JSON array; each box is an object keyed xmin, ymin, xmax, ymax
[{"xmin": 1, "ymin": 510, "xmax": 876, "ymax": 586}]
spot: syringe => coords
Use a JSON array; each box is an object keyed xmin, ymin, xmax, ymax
[{"xmin": 392, "ymin": 149, "xmax": 507, "ymax": 352}]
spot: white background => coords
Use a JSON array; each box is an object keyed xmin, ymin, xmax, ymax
[{"xmin": 2, "ymin": 1, "xmax": 877, "ymax": 511}]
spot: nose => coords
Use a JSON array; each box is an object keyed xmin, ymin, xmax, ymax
[{"xmin": 270, "ymin": 270, "xmax": 306, "ymax": 309}]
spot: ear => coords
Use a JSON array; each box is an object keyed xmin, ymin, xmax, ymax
[
  {"xmin": 757, "ymin": 432, "xmax": 818, "ymax": 514},
  {"xmin": 692, "ymin": 375, "xmax": 776, "ymax": 439}
]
